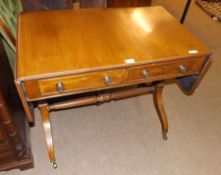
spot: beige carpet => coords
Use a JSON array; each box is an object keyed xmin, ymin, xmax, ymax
[{"xmin": 2, "ymin": 1, "xmax": 221, "ymax": 174}]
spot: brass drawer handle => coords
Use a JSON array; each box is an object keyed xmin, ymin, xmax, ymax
[
  {"xmin": 179, "ymin": 65, "xmax": 187, "ymax": 73},
  {"xmin": 142, "ymin": 70, "xmax": 150, "ymax": 78},
  {"xmin": 56, "ymin": 82, "xmax": 65, "ymax": 93},
  {"xmin": 103, "ymin": 75, "xmax": 112, "ymax": 85}
]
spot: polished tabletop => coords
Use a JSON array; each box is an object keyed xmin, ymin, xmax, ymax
[{"xmin": 16, "ymin": 6, "xmax": 210, "ymax": 80}]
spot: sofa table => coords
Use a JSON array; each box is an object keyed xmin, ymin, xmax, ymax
[{"xmin": 15, "ymin": 6, "xmax": 212, "ymax": 168}]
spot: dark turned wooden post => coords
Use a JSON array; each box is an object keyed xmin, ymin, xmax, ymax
[{"xmin": 0, "ymin": 37, "xmax": 33, "ymax": 171}]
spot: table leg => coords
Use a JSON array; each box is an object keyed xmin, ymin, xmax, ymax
[
  {"xmin": 153, "ymin": 83, "xmax": 169, "ymax": 140},
  {"xmin": 39, "ymin": 103, "xmax": 57, "ymax": 168}
]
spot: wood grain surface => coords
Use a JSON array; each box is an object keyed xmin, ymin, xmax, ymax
[{"xmin": 16, "ymin": 6, "xmax": 210, "ymax": 80}]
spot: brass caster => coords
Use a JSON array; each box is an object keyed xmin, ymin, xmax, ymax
[
  {"xmin": 162, "ymin": 131, "xmax": 168, "ymax": 140},
  {"xmin": 51, "ymin": 161, "xmax": 58, "ymax": 169}
]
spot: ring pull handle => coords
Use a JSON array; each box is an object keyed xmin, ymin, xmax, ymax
[
  {"xmin": 142, "ymin": 70, "xmax": 150, "ymax": 78},
  {"xmin": 179, "ymin": 65, "xmax": 187, "ymax": 73},
  {"xmin": 56, "ymin": 82, "xmax": 65, "ymax": 93},
  {"xmin": 103, "ymin": 75, "xmax": 112, "ymax": 85}
]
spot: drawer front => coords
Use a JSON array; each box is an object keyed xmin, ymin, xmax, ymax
[
  {"xmin": 25, "ymin": 69, "xmax": 127, "ymax": 100},
  {"xmin": 24, "ymin": 57, "xmax": 206, "ymax": 100},
  {"xmin": 127, "ymin": 63, "xmax": 164, "ymax": 82},
  {"xmin": 163, "ymin": 57, "xmax": 203, "ymax": 75},
  {"xmin": 127, "ymin": 57, "xmax": 206, "ymax": 83}
]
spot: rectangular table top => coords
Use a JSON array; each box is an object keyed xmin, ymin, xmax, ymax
[{"xmin": 16, "ymin": 6, "xmax": 210, "ymax": 80}]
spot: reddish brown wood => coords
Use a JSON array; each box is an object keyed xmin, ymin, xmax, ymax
[
  {"xmin": 22, "ymin": 56, "xmax": 206, "ymax": 102},
  {"xmin": 21, "ymin": 0, "xmax": 73, "ymax": 11},
  {"xmin": 107, "ymin": 0, "xmax": 151, "ymax": 7},
  {"xmin": 0, "ymin": 91, "xmax": 24, "ymax": 160},
  {"xmin": 0, "ymin": 17, "xmax": 16, "ymax": 47},
  {"xmin": 153, "ymin": 83, "xmax": 168, "ymax": 140},
  {"xmin": 176, "ymin": 55, "xmax": 213, "ymax": 94},
  {"xmin": 49, "ymin": 86, "xmax": 154, "ymax": 111},
  {"xmin": 15, "ymin": 82, "xmax": 35, "ymax": 123},
  {"xmin": 15, "ymin": 7, "xmax": 212, "ymax": 166},
  {"xmin": 39, "ymin": 103, "xmax": 57, "ymax": 168},
  {"xmin": 16, "ymin": 7, "xmax": 211, "ymax": 81},
  {"xmin": 0, "ymin": 38, "xmax": 33, "ymax": 171},
  {"xmin": 80, "ymin": 0, "xmax": 151, "ymax": 8},
  {"xmin": 42, "ymin": 85, "xmax": 154, "ymax": 164},
  {"xmin": 80, "ymin": 0, "xmax": 107, "ymax": 8}
]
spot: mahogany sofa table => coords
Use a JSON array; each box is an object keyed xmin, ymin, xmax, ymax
[{"xmin": 15, "ymin": 6, "xmax": 212, "ymax": 168}]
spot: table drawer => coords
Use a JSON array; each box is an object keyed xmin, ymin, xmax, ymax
[
  {"xmin": 25, "ymin": 69, "xmax": 127, "ymax": 100},
  {"xmin": 24, "ymin": 57, "xmax": 206, "ymax": 100},
  {"xmin": 163, "ymin": 57, "xmax": 204, "ymax": 75},
  {"xmin": 127, "ymin": 63, "xmax": 164, "ymax": 82},
  {"xmin": 127, "ymin": 57, "xmax": 206, "ymax": 83}
]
